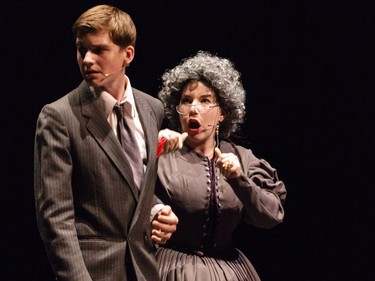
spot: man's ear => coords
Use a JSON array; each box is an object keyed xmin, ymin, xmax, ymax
[{"xmin": 123, "ymin": 45, "xmax": 135, "ymax": 67}]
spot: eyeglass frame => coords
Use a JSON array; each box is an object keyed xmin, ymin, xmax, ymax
[{"xmin": 175, "ymin": 102, "xmax": 219, "ymax": 115}]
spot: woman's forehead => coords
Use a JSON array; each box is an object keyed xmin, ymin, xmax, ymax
[{"xmin": 182, "ymin": 81, "xmax": 215, "ymax": 97}]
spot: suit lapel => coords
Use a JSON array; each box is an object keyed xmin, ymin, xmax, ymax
[
  {"xmin": 133, "ymin": 89, "xmax": 159, "ymax": 188},
  {"xmin": 79, "ymin": 82, "xmax": 140, "ymax": 201},
  {"xmin": 128, "ymin": 89, "xmax": 159, "ymax": 230}
]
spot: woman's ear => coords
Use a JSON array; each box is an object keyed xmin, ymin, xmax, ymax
[{"xmin": 219, "ymin": 110, "xmax": 225, "ymax": 123}]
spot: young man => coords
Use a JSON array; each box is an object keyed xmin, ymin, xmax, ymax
[{"xmin": 34, "ymin": 5, "xmax": 177, "ymax": 281}]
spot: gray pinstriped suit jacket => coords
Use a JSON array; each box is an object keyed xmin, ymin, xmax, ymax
[{"xmin": 34, "ymin": 81, "xmax": 164, "ymax": 281}]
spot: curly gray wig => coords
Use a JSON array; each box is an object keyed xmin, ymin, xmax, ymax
[{"xmin": 158, "ymin": 51, "xmax": 246, "ymax": 137}]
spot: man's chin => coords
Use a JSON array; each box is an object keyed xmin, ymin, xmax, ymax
[{"xmin": 85, "ymin": 78, "xmax": 101, "ymax": 88}]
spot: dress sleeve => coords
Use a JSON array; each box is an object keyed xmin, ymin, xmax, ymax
[{"xmin": 227, "ymin": 146, "xmax": 287, "ymax": 229}]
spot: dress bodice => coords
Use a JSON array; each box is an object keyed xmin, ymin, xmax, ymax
[{"xmin": 156, "ymin": 145, "xmax": 244, "ymax": 257}]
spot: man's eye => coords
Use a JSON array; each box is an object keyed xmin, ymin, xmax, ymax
[
  {"xmin": 77, "ymin": 47, "xmax": 86, "ymax": 57},
  {"xmin": 92, "ymin": 48, "xmax": 103, "ymax": 54}
]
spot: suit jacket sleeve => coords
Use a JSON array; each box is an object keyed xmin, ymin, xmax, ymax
[{"xmin": 34, "ymin": 103, "xmax": 92, "ymax": 281}]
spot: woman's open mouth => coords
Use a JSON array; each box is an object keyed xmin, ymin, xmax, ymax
[{"xmin": 188, "ymin": 119, "xmax": 201, "ymax": 132}]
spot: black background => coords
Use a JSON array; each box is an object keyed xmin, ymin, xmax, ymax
[{"xmin": 2, "ymin": 1, "xmax": 374, "ymax": 280}]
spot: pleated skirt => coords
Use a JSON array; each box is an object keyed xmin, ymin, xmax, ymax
[{"xmin": 155, "ymin": 247, "xmax": 261, "ymax": 281}]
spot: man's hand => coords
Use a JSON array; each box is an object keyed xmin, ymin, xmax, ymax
[
  {"xmin": 151, "ymin": 205, "xmax": 179, "ymax": 245},
  {"xmin": 214, "ymin": 147, "xmax": 242, "ymax": 179},
  {"xmin": 157, "ymin": 129, "xmax": 188, "ymax": 155}
]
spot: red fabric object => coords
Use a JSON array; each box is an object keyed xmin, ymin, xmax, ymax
[{"xmin": 156, "ymin": 137, "xmax": 167, "ymax": 157}]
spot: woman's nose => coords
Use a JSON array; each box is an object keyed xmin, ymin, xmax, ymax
[{"xmin": 189, "ymin": 104, "xmax": 199, "ymax": 114}]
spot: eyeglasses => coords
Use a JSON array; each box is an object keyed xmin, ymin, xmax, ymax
[{"xmin": 176, "ymin": 102, "xmax": 219, "ymax": 115}]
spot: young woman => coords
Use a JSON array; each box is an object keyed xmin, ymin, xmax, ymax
[{"xmin": 155, "ymin": 51, "xmax": 287, "ymax": 281}]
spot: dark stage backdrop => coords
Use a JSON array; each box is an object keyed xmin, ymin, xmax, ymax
[{"xmin": 2, "ymin": 1, "xmax": 374, "ymax": 280}]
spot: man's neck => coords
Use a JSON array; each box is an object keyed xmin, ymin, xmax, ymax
[{"xmin": 101, "ymin": 75, "xmax": 128, "ymax": 102}]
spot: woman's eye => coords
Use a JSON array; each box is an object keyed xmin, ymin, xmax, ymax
[{"xmin": 180, "ymin": 100, "xmax": 191, "ymax": 105}]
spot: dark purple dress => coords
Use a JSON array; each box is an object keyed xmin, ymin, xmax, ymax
[{"xmin": 155, "ymin": 141, "xmax": 287, "ymax": 281}]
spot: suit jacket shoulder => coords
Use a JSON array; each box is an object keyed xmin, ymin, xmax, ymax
[{"xmin": 132, "ymin": 87, "xmax": 164, "ymax": 128}]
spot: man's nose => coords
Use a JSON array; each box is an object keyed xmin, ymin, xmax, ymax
[{"xmin": 82, "ymin": 50, "xmax": 95, "ymax": 64}]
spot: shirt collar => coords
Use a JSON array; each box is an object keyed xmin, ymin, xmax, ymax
[
  {"xmin": 119, "ymin": 78, "xmax": 136, "ymax": 118},
  {"xmin": 90, "ymin": 76, "xmax": 136, "ymax": 118}
]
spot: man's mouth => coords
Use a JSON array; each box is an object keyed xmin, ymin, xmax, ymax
[{"xmin": 85, "ymin": 70, "xmax": 96, "ymax": 75}]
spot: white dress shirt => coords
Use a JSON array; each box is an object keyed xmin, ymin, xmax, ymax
[
  {"xmin": 92, "ymin": 77, "xmax": 164, "ymax": 223},
  {"xmin": 92, "ymin": 77, "xmax": 147, "ymax": 172}
]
